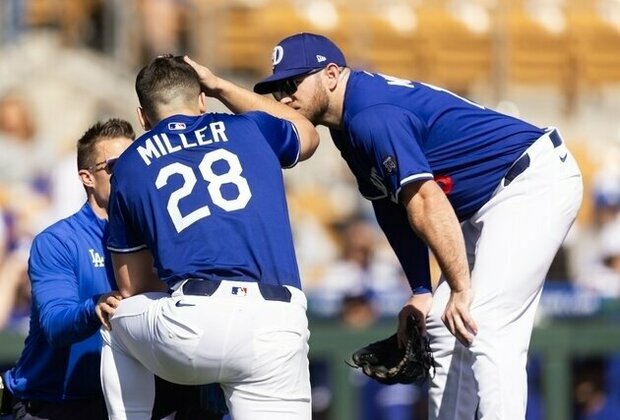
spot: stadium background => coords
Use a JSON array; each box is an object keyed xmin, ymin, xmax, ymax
[{"xmin": 0, "ymin": 1, "xmax": 619, "ymax": 419}]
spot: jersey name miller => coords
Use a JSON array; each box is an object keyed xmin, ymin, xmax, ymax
[{"xmin": 138, "ymin": 121, "xmax": 229, "ymax": 166}]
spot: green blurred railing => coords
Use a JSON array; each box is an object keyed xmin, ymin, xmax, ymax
[
  {"xmin": 308, "ymin": 315, "xmax": 620, "ymax": 420},
  {"xmin": 1, "ymin": 315, "xmax": 619, "ymax": 419},
  {"xmin": 0, "ymin": 330, "xmax": 24, "ymax": 366}
]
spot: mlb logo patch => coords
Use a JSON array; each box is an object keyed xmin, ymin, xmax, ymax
[
  {"xmin": 168, "ymin": 122, "xmax": 186, "ymax": 130},
  {"xmin": 382, "ymin": 156, "xmax": 397, "ymax": 174},
  {"xmin": 231, "ymin": 287, "xmax": 248, "ymax": 296}
]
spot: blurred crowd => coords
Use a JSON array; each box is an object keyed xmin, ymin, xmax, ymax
[
  {"xmin": 0, "ymin": 90, "xmax": 86, "ymax": 337},
  {"xmin": 1, "ymin": 1, "xmax": 620, "ymax": 419}
]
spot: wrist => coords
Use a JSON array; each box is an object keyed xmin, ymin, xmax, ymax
[
  {"xmin": 209, "ymin": 77, "xmax": 234, "ymax": 98},
  {"xmin": 451, "ymin": 285, "xmax": 471, "ymax": 294}
]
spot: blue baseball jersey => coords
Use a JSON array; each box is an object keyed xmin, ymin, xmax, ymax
[
  {"xmin": 5, "ymin": 203, "xmax": 114, "ymax": 401},
  {"xmin": 107, "ymin": 112, "xmax": 302, "ymax": 289},
  {"xmin": 331, "ymin": 71, "xmax": 545, "ymax": 293}
]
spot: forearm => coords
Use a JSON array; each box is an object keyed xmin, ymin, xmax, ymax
[
  {"xmin": 372, "ymin": 198, "xmax": 432, "ymax": 293},
  {"xmin": 403, "ymin": 181, "xmax": 470, "ymax": 293},
  {"xmin": 119, "ymin": 275, "xmax": 167, "ymax": 297},
  {"xmin": 210, "ymin": 78, "xmax": 319, "ymax": 160},
  {"xmin": 113, "ymin": 250, "xmax": 168, "ymax": 298},
  {"xmin": 40, "ymin": 297, "xmax": 102, "ymax": 348}
]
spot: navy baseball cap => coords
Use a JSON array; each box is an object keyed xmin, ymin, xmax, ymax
[{"xmin": 253, "ymin": 33, "xmax": 347, "ymax": 94}]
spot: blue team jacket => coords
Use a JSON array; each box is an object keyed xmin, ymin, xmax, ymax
[{"xmin": 5, "ymin": 203, "xmax": 115, "ymax": 402}]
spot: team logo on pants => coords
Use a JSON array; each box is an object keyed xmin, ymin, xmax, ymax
[{"xmin": 231, "ymin": 287, "xmax": 248, "ymax": 296}]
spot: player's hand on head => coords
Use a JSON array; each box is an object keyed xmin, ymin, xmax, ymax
[
  {"xmin": 184, "ymin": 56, "xmax": 220, "ymax": 95},
  {"xmin": 96, "ymin": 291, "xmax": 123, "ymax": 330},
  {"xmin": 397, "ymin": 293, "xmax": 432, "ymax": 348},
  {"xmin": 442, "ymin": 288, "xmax": 477, "ymax": 347}
]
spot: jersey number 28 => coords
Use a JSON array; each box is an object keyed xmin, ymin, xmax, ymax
[{"xmin": 155, "ymin": 149, "xmax": 252, "ymax": 232}]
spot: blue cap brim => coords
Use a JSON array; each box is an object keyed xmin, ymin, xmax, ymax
[{"xmin": 253, "ymin": 68, "xmax": 313, "ymax": 94}]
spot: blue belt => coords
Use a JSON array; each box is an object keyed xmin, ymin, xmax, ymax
[
  {"xmin": 179, "ymin": 279, "xmax": 292, "ymax": 303},
  {"xmin": 504, "ymin": 129, "xmax": 562, "ymax": 186}
]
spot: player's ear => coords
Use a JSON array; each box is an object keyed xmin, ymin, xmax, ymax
[
  {"xmin": 137, "ymin": 107, "xmax": 151, "ymax": 131},
  {"xmin": 324, "ymin": 63, "xmax": 342, "ymax": 91},
  {"xmin": 198, "ymin": 92, "xmax": 207, "ymax": 113},
  {"xmin": 78, "ymin": 168, "xmax": 95, "ymax": 189}
]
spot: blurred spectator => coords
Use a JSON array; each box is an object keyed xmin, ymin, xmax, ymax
[
  {"xmin": 308, "ymin": 220, "xmax": 420, "ymax": 419},
  {"xmin": 138, "ymin": 0, "xmax": 188, "ymax": 62},
  {"xmin": 307, "ymin": 216, "xmax": 409, "ymax": 317},
  {"xmin": 357, "ymin": 376, "xmax": 424, "ymax": 420},
  {"xmin": 0, "ymin": 0, "xmax": 25, "ymax": 44},
  {"xmin": 0, "ymin": 248, "xmax": 30, "ymax": 335},
  {"xmin": 0, "ymin": 91, "xmax": 54, "ymax": 249},
  {"xmin": 0, "ymin": 91, "xmax": 52, "ymax": 185},
  {"xmin": 46, "ymin": 149, "xmax": 86, "ymax": 222},
  {"xmin": 340, "ymin": 293, "xmax": 377, "ymax": 330},
  {"xmin": 573, "ymin": 357, "xmax": 620, "ymax": 420},
  {"xmin": 310, "ymin": 290, "xmax": 423, "ymax": 420},
  {"xmin": 572, "ymin": 167, "xmax": 620, "ymax": 296},
  {"xmin": 580, "ymin": 216, "xmax": 620, "ymax": 298},
  {"xmin": 340, "ymin": 292, "xmax": 424, "ymax": 420}
]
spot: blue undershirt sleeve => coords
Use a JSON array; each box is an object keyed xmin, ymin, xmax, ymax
[
  {"xmin": 29, "ymin": 233, "xmax": 102, "ymax": 348},
  {"xmin": 372, "ymin": 198, "xmax": 432, "ymax": 294}
]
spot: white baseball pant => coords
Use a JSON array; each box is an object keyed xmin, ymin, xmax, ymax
[
  {"xmin": 100, "ymin": 280, "xmax": 311, "ymax": 420},
  {"xmin": 427, "ymin": 128, "xmax": 583, "ymax": 419}
]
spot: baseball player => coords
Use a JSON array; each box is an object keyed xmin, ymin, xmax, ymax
[
  {"xmin": 0, "ymin": 119, "xmax": 214, "ymax": 420},
  {"xmin": 251, "ymin": 33, "xmax": 583, "ymax": 419},
  {"xmin": 100, "ymin": 56, "xmax": 319, "ymax": 420}
]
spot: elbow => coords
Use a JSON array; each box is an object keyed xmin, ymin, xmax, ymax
[
  {"xmin": 298, "ymin": 123, "xmax": 320, "ymax": 161},
  {"xmin": 43, "ymin": 324, "xmax": 69, "ymax": 349},
  {"xmin": 116, "ymin": 274, "xmax": 136, "ymax": 298},
  {"xmin": 118, "ymin": 284, "xmax": 134, "ymax": 298},
  {"xmin": 305, "ymin": 132, "xmax": 320, "ymax": 160}
]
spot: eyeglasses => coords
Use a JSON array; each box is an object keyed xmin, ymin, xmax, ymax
[
  {"xmin": 273, "ymin": 68, "xmax": 323, "ymax": 101},
  {"xmin": 87, "ymin": 157, "xmax": 119, "ymax": 175}
]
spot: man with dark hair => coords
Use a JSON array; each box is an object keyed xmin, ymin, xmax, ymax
[{"xmin": 100, "ymin": 55, "xmax": 319, "ymax": 419}]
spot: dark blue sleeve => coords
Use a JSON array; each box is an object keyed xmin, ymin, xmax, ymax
[
  {"xmin": 29, "ymin": 233, "xmax": 102, "ymax": 348},
  {"xmin": 372, "ymin": 198, "xmax": 432, "ymax": 294},
  {"xmin": 242, "ymin": 111, "xmax": 300, "ymax": 168},
  {"xmin": 349, "ymin": 105, "xmax": 434, "ymax": 197}
]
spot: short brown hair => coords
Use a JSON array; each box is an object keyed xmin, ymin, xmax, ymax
[
  {"xmin": 77, "ymin": 118, "xmax": 135, "ymax": 170},
  {"xmin": 135, "ymin": 54, "xmax": 201, "ymax": 123}
]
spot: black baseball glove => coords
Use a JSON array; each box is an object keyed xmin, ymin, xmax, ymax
[{"xmin": 347, "ymin": 316, "xmax": 434, "ymax": 385}]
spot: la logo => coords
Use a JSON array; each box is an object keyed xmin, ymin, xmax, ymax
[{"xmin": 89, "ymin": 249, "xmax": 105, "ymax": 268}]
